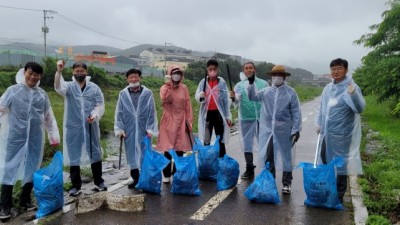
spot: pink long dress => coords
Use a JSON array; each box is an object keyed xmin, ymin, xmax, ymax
[{"xmin": 156, "ymin": 82, "xmax": 193, "ymax": 151}]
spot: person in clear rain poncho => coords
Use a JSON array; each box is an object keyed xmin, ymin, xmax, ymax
[
  {"xmin": 157, "ymin": 65, "xmax": 193, "ymax": 184},
  {"xmin": 316, "ymin": 58, "xmax": 365, "ymax": 203},
  {"xmin": 0, "ymin": 62, "xmax": 60, "ymax": 219},
  {"xmin": 54, "ymin": 61, "xmax": 106, "ymax": 196},
  {"xmin": 114, "ymin": 68, "xmax": 158, "ymax": 189},
  {"xmin": 230, "ymin": 62, "xmax": 268, "ymax": 180},
  {"xmin": 247, "ymin": 65, "xmax": 302, "ymax": 194},
  {"xmin": 195, "ymin": 59, "xmax": 232, "ymax": 158}
]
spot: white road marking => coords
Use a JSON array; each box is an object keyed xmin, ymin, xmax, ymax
[
  {"xmin": 302, "ymin": 118, "xmax": 308, "ymax": 122},
  {"xmin": 308, "ymin": 112, "xmax": 313, "ymax": 116},
  {"xmin": 190, "ymin": 179, "xmax": 241, "ymax": 221}
]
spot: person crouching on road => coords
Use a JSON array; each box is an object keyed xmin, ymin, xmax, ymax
[
  {"xmin": 54, "ymin": 61, "xmax": 107, "ymax": 196},
  {"xmin": 0, "ymin": 62, "xmax": 60, "ymax": 219},
  {"xmin": 231, "ymin": 62, "xmax": 269, "ymax": 180},
  {"xmin": 156, "ymin": 65, "xmax": 193, "ymax": 183},
  {"xmin": 316, "ymin": 58, "xmax": 365, "ymax": 203},
  {"xmin": 114, "ymin": 68, "xmax": 158, "ymax": 188},
  {"xmin": 247, "ymin": 65, "xmax": 302, "ymax": 194},
  {"xmin": 195, "ymin": 59, "xmax": 232, "ymax": 158}
]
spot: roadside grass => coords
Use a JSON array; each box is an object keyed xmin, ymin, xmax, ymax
[{"xmin": 359, "ymin": 95, "xmax": 400, "ymax": 224}]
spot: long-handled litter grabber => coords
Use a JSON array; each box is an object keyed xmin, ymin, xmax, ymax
[
  {"xmin": 119, "ymin": 136, "xmax": 124, "ymax": 170},
  {"xmin": 226, "ymin": 64, "xmax": 235, "ymax": 102}
]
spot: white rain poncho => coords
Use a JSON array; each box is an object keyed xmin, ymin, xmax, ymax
[
  {"xmin": 195, "ymin": 77, "xmax": 232, "ymax": 144},
  {"xmin": 114, "ymin": 86, "xmax": 158, "ymax": 169},
  {"xmin": 316, "ymin": 76, "xmax": 365, "ymax": 175},
  {"xmin": 55, "ymin": 75, "xmax": 104, "ymax": 166},
  {"xmin": 0, "ymin": 69, "xmax": 60, "ymax": 185},
  {"xmin": 233, "ymin": 77, "xmax": 268, "ymax": 152},
  {"xmin": 248, "ymin": 82, "xmax": 302, "ymax": 171}
]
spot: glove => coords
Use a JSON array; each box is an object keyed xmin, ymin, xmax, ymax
[
  {"xmin": 248, "ymin": 74, "xmax": 255, "ymax": 84},
  {"xmin": 164, "ymin": 75, "xmax": 172, "ymax": 83},
  {"xmin": 118, "ymin": 131, "xmax": 126, "ymax": 139},
  {"xmin": 316, "ymin": 126, "xmax": 321, "ymax": 134},
  {"xmin": 291, "ymin": 132, "xmax": 300, "ymax": 143},
  {"xmin": 230, "ymin": 91, "xmax": 235, "ymax": 98},
  {"xmin": 347, "ymin": 84, "xmax": 356, "ymax": 95},
  {"xmin": 56, "ymin": 60, "xmax": 64, "ymax": 73}
]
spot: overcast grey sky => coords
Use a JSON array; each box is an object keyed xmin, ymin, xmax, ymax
[{"xmin": 0, "ymin": 0, "xmax": 389, "ymax": 74}]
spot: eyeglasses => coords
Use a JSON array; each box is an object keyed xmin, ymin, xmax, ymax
[{"xmin": 330, "ymin": 66, "xmax": 345, "ymax": 72}]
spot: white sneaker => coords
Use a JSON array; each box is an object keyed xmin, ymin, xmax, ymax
[
  {"xmin": 282, "ymin": 185, "xmax": 291, "ymax": 194},
  {"xmin": 163, "ymin": 177, "xmax": 171, "ymax": 184}
]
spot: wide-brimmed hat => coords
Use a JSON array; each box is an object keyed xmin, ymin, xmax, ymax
[{"xmin": 267, "ymin": 65, "xmax": 291, "ymax": 76}]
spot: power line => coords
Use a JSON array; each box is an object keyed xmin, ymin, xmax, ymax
[
  {"xmin": 56, "ymin": 13, "xmax": 143, "ymax": 45},
  {"xmin": 0, "ymin": 5, "xmax": 42, "ymax": 12}
]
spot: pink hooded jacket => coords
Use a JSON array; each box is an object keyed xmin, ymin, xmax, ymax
[{"xmin": 156, "ymin": 65, "xmax": 193, "ymax": 151}]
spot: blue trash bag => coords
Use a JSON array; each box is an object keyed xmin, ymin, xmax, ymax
[
  {"xmin": 33, "ymin": 151, "xmax": 64, "ymax": 218},
  {"xmin": 193, "ymin": 136, "xmax": 220, "ymax": 181},
  {"xmin": 169, "ymin": 150, "xmax": 201, "ymax": 196},
  {"xmin": 217, "ymin": 155, "xmax": 240, "ymax": 191},
  {"xmin": 297, "ymin": 157, "xmax": 345, "ymax": 210},
  {"xmin": 136, "ymin": 137, "xmax": 170, "ymax": 194},
  {"xmin": 244, "ymin": 162, "xmax": 280, "ymax": 204}
]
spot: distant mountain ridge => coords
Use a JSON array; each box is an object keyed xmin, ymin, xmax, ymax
[{"xmin": 0, "ymin": 42, "xmax": 315, "ymax": 77}]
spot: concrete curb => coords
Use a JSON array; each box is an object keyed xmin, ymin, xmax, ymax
[{"xmin": 350, "ymin": 175, "xmax": 368, "ymax": 225}]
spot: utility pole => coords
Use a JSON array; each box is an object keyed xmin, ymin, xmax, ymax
[
  {"xmin": 164, "ymin": 42, "xmax": 172, "ymax": 71},
  {"xmin": 42, "ymin": 9, "xmax": 56, "ymax": 57}
]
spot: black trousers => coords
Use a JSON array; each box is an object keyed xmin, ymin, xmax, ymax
[
  {"xmin": 265, "ymin": 136, "xmax": 293, "ymax": 186},
  {"xmin": 70, "ymin": 161, "xmax": 104, "ymax": 189},
  {"xmin": 204, "ymin": 110, "xmax": 226, "ymax": 158},
  {"xmin": 163, "ymin": 151, "xmax": 184, "ymax": 178},
  {"xmin": 320, "ymin": 138, "xmax": 348, "ymax": 202},
  {"xmin": 0, "ymin": 182, "xmax": 33, "ymax": 208}
]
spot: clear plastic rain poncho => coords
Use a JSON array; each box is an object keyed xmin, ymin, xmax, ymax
[
  {"xmin": 233, "ymin": 76, "xmax": 268, "ymax": 152},
  {"xmin": 195, "ymin": 77, "xmax": 232, "ymax": 144},
  {"xmin": 247, "ymin": 82, "xmax": 302, "ymax": 171},
  {"xmin": 0, "ymin": 69, "xmax": 60, "ymax": 185},
  {"xmin": 55, "ymin": 75, "xmax": 104, "ymax": 166},
  {"xmin": 316, "ymin": 76, "xmax": 365, "ymax": 175},
  {"xmin": 114, "ymin": 86, "xmax": 158, "ymax": 169}
]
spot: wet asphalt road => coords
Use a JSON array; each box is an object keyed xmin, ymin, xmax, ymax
[{"xmin": 48, "ymin": 98, "xmax": 353, "ymax": 225}]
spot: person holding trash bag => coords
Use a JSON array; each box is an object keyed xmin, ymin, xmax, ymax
[
  {"xmin": 195, "ymin": 59, "xmax": 232, "ymax": 158},
  {"xmin": 0, "ymin": 62, "xmax": 60, "ymax": 219},
  {"xmin": 157, "ymin": 65, "xmax": 193, "ymax": 183},
  {"xmin": 114, "ymin": 68, "xmax": 158, "ymax": 188},
  {"xmin": 54, "ymin": 61, "xmax": 107, "ymax": 196},
  {"xmin": 247, "ymin": 65, "xmax": 302, "ymax": 194},
  {"xmin": 231, "ymin": 62, "xmax": 268, "ymax": 180},
  {"xmin": 316, "ymin": 58, "xmax": 365, "ymax": 203}
]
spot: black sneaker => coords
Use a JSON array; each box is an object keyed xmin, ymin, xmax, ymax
[
  {"xmin": 0, "ymin": 207, "xmax": 11, "ymax": 219},
  {"xmin": 241, "ymin": 165, "xmax": 256, "ymax": 180},
  {"xmin": 69, "ymin": 188, "xmax": 82, "ymax": 197},
  {"xmin": 20, "ymin": 202, "xmax": 37, "ymax": 212},
  {"xmin": 94, "ymin": 183, "xmax": 107, "ymax": 192}
]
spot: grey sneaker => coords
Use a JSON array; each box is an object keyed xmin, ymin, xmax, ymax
[
  {"xmin": 282, "ymin": 185, "xmax": 291, "ymax": 194},
  {"xmin": 69, "ymin": 188, "xmax": 82, "ymax": 197},
  {"xmin": 94, "ymin": 183, "xmax": 107, "ymax": 192},
  {"xmin": 0, "ymin": 207, "xmax": 11, "ymax": 219},
  {"xmin": 20, "ymin": 202, "xmax": 37, "ymax": 212}
]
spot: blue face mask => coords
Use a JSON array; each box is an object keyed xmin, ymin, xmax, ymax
[{"xmin": 74, "ymin": 74, "xmax": 86, "ymax": 82}]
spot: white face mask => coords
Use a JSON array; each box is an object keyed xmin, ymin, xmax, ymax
[
  {"xmin": 129, "ymin": 82, "xmax": 140, "ymax": 88},
  {"xmin": 171, "ymin": 74, "xmax": 181, "ymax": 82},
  {"xmin": 272, "ymin": 76, "xmax": 284, "ymax": 86}
]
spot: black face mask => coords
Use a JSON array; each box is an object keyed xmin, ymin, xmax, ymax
[{"xmin": 74, "ymin": 74, "xmax": 86, "ymax": 82}]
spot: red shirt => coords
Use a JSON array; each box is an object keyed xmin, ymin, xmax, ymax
[{"xmin": 207, "ymin": 79, "xmax": 218, "ymax": 111}]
